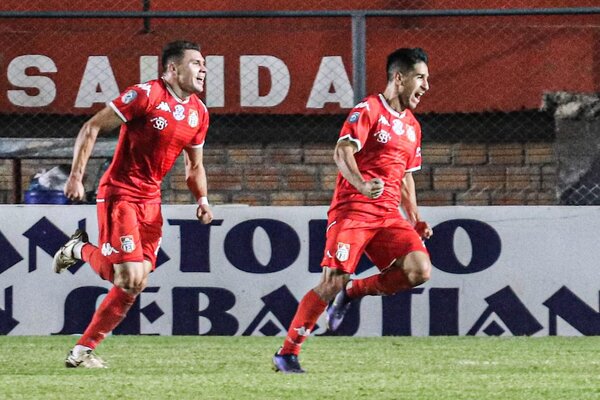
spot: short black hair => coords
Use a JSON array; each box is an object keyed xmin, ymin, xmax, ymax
[
  {"xmin": 386, "ymin": 48, "xmax": 428, "ymax": 82},
  {"xmin": 161, "ymin": 40, "xmax": 201, "ymax": 70}
]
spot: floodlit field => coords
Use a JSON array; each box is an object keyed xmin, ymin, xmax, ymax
[{"xmin": 0, "ymin": 336, "xmax": 598, "ymax": 399}]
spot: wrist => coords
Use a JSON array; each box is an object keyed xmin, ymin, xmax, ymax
[{"xmin": 197, "ymin": 196, "xmax": 209, "ymax": 206}]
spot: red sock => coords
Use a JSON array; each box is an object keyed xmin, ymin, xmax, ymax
[
  {"xmin": 347, "ymin": 267, "xmax": 411, "ymax": 298},
  {"xmin": 81, "ymin": 243, "xmax": 114, "ymax": 282},
  {"xmin": 280, "ymin": 290, "xmax": 327, "ymax": 355},
  {"xmin": 77, "ymin": 286, "xmax": 136, "ymax": 349}
]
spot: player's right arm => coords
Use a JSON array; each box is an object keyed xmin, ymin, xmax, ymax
[
  {"xmin": 65, "ymin": 107, "xmax": 122, "ymax": 201},
  {"xmin": 333, "ymin": 139, "xmax": 384, "ymax": 199}
]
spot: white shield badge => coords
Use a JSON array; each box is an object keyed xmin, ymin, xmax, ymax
[{"xmin": 335, "ymin": 242, "xmax": 350, "ymax": 262}]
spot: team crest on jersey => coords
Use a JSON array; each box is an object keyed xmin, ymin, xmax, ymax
[
  {"xmin": 173, "ymin": 104, "xmax": 186, "ymax": 121},
  {"xmin": 406, "ymin": 125, "xmax": 416, "ymax": 142},
  {"xmin": 151, "ymin": 116, "xmax": 168, "ymax": 130},
  {"xmin": 375, "ymin": 129, "xmax": 391, "ymax": 144},
  {"xmin": 335, "ymin": 242, "xmax": 350, "ymax": 262},
  {"xmin": 188, "ymin": 109, "xmax": 199, "ymax": 128},
  {"xmin": 348, "ymin": 112, "xmax": 360, "ymax": 123},
  {"xmin": 392, "ymin": 119, "xmax": 404, "ymax": 136},
  {"xmin": 415, "ymin": 146, "xmax": 422, "ymax": 158},
  {"xmin": 121, "ymin": 90, "xmax": 137, "ymax": 104},
  {"xmin": 120, "ymin": 235, "xmax": 135, "ymax": 253},
  {"xmin": 156, "ymin": 101, "xmax": 171, "ymax": 112}
]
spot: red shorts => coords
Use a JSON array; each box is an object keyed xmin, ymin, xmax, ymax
[
  {"xmin": 321, "ymin": 214, "xmax": 428, "ymax": 274},
  {"xmin": 96, "ymin": 200, "xmax": 163, "ymax": 268}
]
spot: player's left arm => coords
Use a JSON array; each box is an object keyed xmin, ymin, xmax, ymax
[
  {"xmin": 401, "ymin": 172, "xmax": 432, "ymax": 239},
  {"xmin": 183, "ymin": 145, "xmax": 213, "ymax": 224}
]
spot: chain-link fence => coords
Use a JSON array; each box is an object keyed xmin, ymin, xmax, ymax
[{"xmin": 0, "ymin": 2, "xmax": 599, "ymax": 205}]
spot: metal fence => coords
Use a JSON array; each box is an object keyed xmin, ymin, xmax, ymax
[{"xmin": 1, "ymin": 3, "xmax": 599, "ymax": 204}]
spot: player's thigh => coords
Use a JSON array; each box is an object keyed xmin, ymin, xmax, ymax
[
  {"xmin": 321, "ymin": 218, "xmax": 377, "ymax": 274},
  {"xmin": 365, "ymin": 218, "xmax": 428, "ymax": 270},
  {"xmin": 97, "ymin": 201, "xmax": 145, "ymax": 264},
  {"xmin": 138, "ymin": 203, "xmax": 163, "ymax": 269}
]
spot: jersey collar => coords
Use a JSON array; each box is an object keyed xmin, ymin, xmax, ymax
[{"xmin": 378, "ymin": 94, "xmax": 406, "ymax": 118}]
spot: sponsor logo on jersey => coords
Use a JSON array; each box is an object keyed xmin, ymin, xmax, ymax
[
  {"xmin": 392, "ymin": 119, "xmax": 404, "ymax": 136},
  {"xmin": 120, "ymin": 235, "xmax": 135, "ymax": 253},
  {"xmin": 378, "ymin": 115, "xmax": 390, "ymax": 126},
  {"xmin": 101, "ymin": 243, "xmax": 119, "ymax": 256},
  {"xmin": 336, "ymin": 242, "xmax": 350, "ymax": 262},
  {"xmin": 151, "ymin": 116, "xmax": 168, "ymax": 130},
  {"xmin": 156, "ymin": 101, "xmax": 171, "ymax": 112},
  {"xmin": 375, "ymin": 129, "xmax": 392, "ymax": 144},
  {"xmin": 121, "ymin": 90, "xmax": 137, "ymax": 104},
  {"xmin": 188, "ymin": 109, "xmax": 199, "ymax": 128},
  {"xmin": 348, "ymin": 111, "xmax": 360, "ymax": 123},
  {"xmin": 406, "ymin": 125, "xmax": 416, "ymax": 142},
  {"xmin": 173, "ymin": 104, "xmax": 185, "ymax": 121},
  {"xmin": 354, "ymin": 101, "xmax": 370, "ymax": 110},
  {"xmin": 136, "ymin": 83, "xmax": 152, "ymax": 97}
]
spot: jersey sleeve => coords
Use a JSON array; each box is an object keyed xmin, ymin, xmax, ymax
[
  {"xmin": 337, "ymin": 100, "xmax": 374, "ymax": 152},
  {"xmin": 188, "ymin": 101, "xmax": 209, "ymax": 148},
  {"xmin": 108, "ymin": 83, "xmax": 152, "ymax": 123},
  {"xmin": 406, "ymin": 123, "xmax": 423, "ymax": 172}
]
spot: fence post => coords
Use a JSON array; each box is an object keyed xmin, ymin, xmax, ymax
[{"xmin": 351, "ymin": 13, "xmax": 366, "ymax": 105}]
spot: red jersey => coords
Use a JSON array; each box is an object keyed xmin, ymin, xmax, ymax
[
  {"xmin": 97, "ymin": 79, "xmax": 209, "ymax": 203},
  {"xmin": 328, "ymin": 94, "xmax": 422, "ymax": 220}
]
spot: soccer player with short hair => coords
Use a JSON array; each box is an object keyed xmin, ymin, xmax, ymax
[
  {"xmin": 53, "ymin": 40, "xmax": 213, "ymax": 368},
  {"xmin": 273, "ymin": 48, "xmax": 433, "ymax": 373}
]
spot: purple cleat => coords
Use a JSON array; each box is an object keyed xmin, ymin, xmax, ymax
[
  {"xmin": 326, "ymin": 287, "xmax": 352, "ymax": 332},
  {"xmin": 272, "ymin": 348, "xmax": 305, "ymax": 373}
]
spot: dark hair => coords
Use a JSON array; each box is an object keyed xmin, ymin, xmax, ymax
[
  {"xmin": 386, "ymin": 48, "xmax": 428, "ymax": 82},
  {"xmin": 161, "ymin": 40, "xmax": 201, "ymax": 70}
]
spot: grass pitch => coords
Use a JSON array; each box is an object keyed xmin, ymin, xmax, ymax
[{"xmin": 0, "ymin": 336, "xmax": 598, "ymax": 400}]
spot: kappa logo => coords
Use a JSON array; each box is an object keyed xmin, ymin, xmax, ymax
[
  {"xmin": 336, "ymin": 242, "xmax": 350, "ymax": 262},
  {"xmin": 136, "ymin": 83, "xmax": 152, "ymax": 97},
  {"xmin": 173, "ymin": 104, "xmax": 185, "ymax": 121},
  {"xmin": 156, "ymin": 101, "xmax": 171, "ymax": 112},
  {"xmin": 354, "ymin": 101, "xmax": 370, "ymax": 111},
  {"xmin": 120, "ymin": 235, "xmax": 135, "ymax": 253},
  {"xmin": 151, "ymin": 116, "xmax": 168, "ymax": 130},
  {"xmin": 101, "ymin": 243, "xmax": 119, "ymax": 257},
  {"xmin": 293, "ymin": 326, "xmax": 311, "ymax": 337},
  {"xmin": 378, "ymin": 115, "xmax": 390, "ymax": 126}
]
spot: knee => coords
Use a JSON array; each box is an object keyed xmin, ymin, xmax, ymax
[
  {"xmin": 113, "ymin": 272, "xmax": 146, "ymax": 295},
  {"xmin": 407, "ymin": 260, "xmax": 431, "ymax": 287}
]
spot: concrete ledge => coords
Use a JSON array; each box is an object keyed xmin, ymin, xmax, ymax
[{"xmin": 0, "ymin": 138, "xmax": 116, "ymax": 158}]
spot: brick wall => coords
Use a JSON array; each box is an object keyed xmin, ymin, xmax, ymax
[{"xmin": 0, "ymin": 142, "xmax": 557, "ymax": 206}]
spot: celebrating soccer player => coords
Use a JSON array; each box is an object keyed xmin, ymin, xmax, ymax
[
  {"xmin": 53, "ymin": 40, "xmax": 213, "ymax": 368},
  {"xmin": 273, "ymin": 48, "xmax": 433, "ymax": 373}
]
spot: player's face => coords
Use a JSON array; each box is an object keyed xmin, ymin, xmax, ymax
[
  {"xmin": 397, "ymin": 61, "xmax": 429, "ymax": 111},
  {"xmin": 175, "ymin": 49, "xmax": 207, "ymax": 96}
]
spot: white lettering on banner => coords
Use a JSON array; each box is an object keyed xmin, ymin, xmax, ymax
[
  {"xmin": 240, "ymin": 55, "xmax": 290, "ymax": 107},
  {"xmin": 306, "ymin": 56, "xmax": 354, "ymax": 108},
  {"xmin": 3, "ymin": 54, "xmax": 357, "ymax": 110},
  {"xmin": 75, "ymin": 56, "xmax": 119, "ymax": 108},
  {"xmin": 206, "ymin": 56, "xmax": 225, "ymax": 108},
  {"xmin": 7, "ymin": 55, "xmax": 57, "ymax": 107},
  {"xmin": 139, "ymin": 55, "xmax": 159, "ymax": 83}
]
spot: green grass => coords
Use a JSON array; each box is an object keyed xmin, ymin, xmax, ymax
[{"xmin": 0, "ymin": 336, "xmax": 598, "ymax": 400}]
